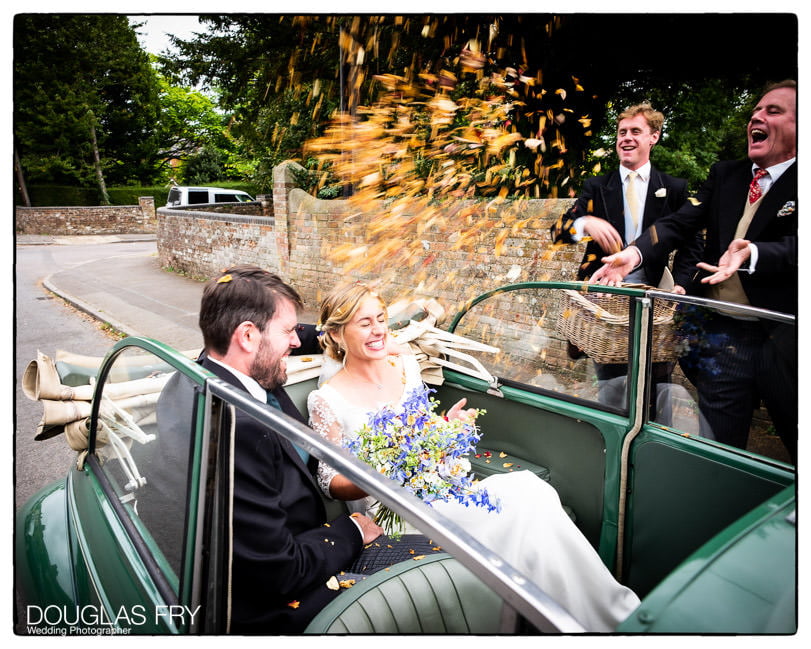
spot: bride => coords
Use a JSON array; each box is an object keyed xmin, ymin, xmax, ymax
[{"xmin": 307, "ymin": 282, "xmax": 640, "ymax": 631}]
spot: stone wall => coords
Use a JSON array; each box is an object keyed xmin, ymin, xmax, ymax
[
  {"xmin": 157, "ymin": 161, "xmax": 583, "ymax": 312},
  {"xmin": 16, "ymin": 197, "xmax": 158, "ymax": 235}
]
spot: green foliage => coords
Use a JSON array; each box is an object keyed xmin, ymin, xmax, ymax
[
  {"xmin": 21, "ymin": 186, "xmax": 104, "ymax": 207},
  {"xmin": 166, "ymin": 15, "xmax": 795, "ymax": 198},
  {"xmin": 20, "ymin": 182, "xmax": 259, "ymax": 207},
  {"xmin": 14, "ymin": 15, "xmax": 162, "ymax": 187},
  {"xmin": 152, "ymin": 69, "xmax": 247, "ymax": 180},
  {"xmin": 288, "ymin": 159, "xmax": 344, "ymax": 199},
  {"xmin": 17, "ymin": 14, "xmax": 794, "ymax": 203},
  {"xmin": 182, "ymin": 147, "xmax": 238, "ymax": 185}
]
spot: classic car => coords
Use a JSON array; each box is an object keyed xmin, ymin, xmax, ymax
[{"xmin": 15, "ymin": 282, "xmax": 796, "ymax": 634}]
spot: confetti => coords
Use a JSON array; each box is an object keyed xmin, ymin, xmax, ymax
[
  {"xmin": 287, "ymin": 600, "xmax": 300, "ymax": 609},
  {"xmin": 301, "ymin": 53, "xmax": 593, "ymax": 310}
]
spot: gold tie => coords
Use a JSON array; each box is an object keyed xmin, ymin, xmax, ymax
[{"xmin": 626, "ymin": 171, "xmax": 640, "ymax": 235}]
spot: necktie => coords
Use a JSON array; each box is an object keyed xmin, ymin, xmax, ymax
[
  {"xmin": 626, "ymin": 171, "xmax": 641, "ymax": 234},
  {"xmin": 266, "ymin": 390, "xmax": 310, "ymax": 464},
  {"xmin": 748, "ymin": 168, "xmax": 768, "ymax": 203}
]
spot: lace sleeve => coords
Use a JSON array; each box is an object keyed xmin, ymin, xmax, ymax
[{"xmin": 307, "ymin": 390, "xmax": 345, "ymax": 499}]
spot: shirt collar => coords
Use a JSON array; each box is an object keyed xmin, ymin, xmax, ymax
[
  {"xmin": 207, "ymin": 356, "xmax": 267, "ymax": 402},
  {"xmin": 620, "ymin": 161, "xmax": 651, "ymax": 183},
  {"xmin": 753, "ymin": 157, "xmax": 795, "ymax": 183}
]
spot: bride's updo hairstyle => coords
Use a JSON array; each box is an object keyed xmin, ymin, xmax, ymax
[{"xmin": 318, "ymin": 282, "xmax": 386, "ymax": 361}]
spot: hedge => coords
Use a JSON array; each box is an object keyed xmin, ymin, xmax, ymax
[{"xmin": 18, "ymin": 182, "xmax": 261, "ymax": 207}]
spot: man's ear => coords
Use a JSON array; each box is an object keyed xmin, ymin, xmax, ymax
[
  {"xmin": 232, "ymin": 321, "xmax": 259, "ymax": 353},
  {"xmin": 650, "ymin": 130, "xmax": 661, "ymax": 146}
]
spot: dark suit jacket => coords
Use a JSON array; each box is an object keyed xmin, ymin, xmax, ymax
[
  {"xmin": 635, "ymin": 160, "xmax": 797, "ymax": 315},
  {"xmin": 551, "ymin": 166, "xmax": 700, "ymax": 286},
  {"xmin": 201, "ymin": 356, "xmax": 363, "ymax": 633}
]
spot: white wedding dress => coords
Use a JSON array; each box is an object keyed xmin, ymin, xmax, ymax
[{"xmin": 307, "ymin": 354, "xmax": 640, "ymax": 631}]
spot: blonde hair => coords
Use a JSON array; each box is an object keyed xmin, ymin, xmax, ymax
[
  {"xmin": 318, "ymin": 282, "xmax": 386, "ymax": 361},
  {"xmin": 617, "ymin": 103, "xmax": 665, "ymax": 135}
]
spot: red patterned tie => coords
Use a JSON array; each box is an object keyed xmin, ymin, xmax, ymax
[{"xmin": 748, "ymin": 168, "xmax": 768, "ymax": 203}]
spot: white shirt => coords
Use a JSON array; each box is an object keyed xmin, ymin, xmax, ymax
[
  {"xmin": 619, "ymin": 161, "xmax": 651, "ymax": 244},
  {"xmin": 207, "ymin": 356, "xmax": 267, "ymax": 401},
  {"xmin": 571, "ymin": 161, "xmax": 651, "ymax": 245}
]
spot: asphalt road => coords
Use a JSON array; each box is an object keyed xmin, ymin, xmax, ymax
[{"xmin": 14, "ymin": 240, "xmax": 159, "ymax": 509}]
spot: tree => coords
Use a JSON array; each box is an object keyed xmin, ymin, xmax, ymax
[
  {"xmin": 14, "ymin": 14, "xmax": 162, "ymax": 190},
  {"xmin": 152, "ymin": 68, "xmax": 238, "ymax": 180},
  {"xmin": 164, "ymin": 14, "xmax": 796, "ymax": 196}
]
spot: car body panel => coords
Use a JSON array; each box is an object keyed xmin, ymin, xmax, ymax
[
  {"xmin": 16, "ymin": 480, "xmax": 77, "ymax": 610},
  {"xmin": 618, "ymin": 484, "xmax": 796, "ymax": 633},
  {"xmin": 623, "ymin": 429, "xmax": 793, "ymax": 595},
  {"xmin": 16, "ymin": 282, "xmax": 796, "ymax": 634}
]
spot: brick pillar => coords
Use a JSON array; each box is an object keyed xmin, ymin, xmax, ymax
[
  {"xmin": 138, "ymin": 196, "xmax": 157, "ymax": 231},
  {"xmin": 272, "ymin": 161, "xmax": 305, "ymax": 275}
]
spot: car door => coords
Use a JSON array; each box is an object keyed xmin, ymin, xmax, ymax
[
  {"xmin": 67, "ymin": 338, "xmax": 216, "ymax": 633},
  {"xmin": 619, "ymin": 292, "xmax": 796, "ymax": 597}
]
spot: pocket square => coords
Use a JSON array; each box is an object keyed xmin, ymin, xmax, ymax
[
  {"xmin": 654, "ymin": 187, "xmax": 667, "ymax": 198},
  {"xmin": 777, "ymin": 201, "xmax": 795, "ymax": 217}
]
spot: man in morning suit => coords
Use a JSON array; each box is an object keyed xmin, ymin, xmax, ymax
[
  {"xmin": 593, "ymin": 81, "xmax": 797, "ymax": 460},
  {"xmin": 551, "ymin": 102, "xmax": 700, "ymax": 289},
  {"xmin": 550, "ymin": 103, "xmax": 702, "ymax": 417},
  {"xmin": 197, "ymin": 265, "xmax": 420, "ymax": 633}
]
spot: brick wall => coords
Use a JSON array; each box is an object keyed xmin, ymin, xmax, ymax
[
  {"xmin": 157, "ymin": 161, "xmax": 583, "ymax": 312},
  {"xmin": 168, "ymin": 199, "xmax": 271, "ymax": 217},
  {"xmin": 16, "ymin": 197, "xmax": 158, "ymax": 235}
]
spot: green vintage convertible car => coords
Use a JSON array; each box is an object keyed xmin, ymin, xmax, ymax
[{"xmin": 16, "ymin": 283, "xmax": 796, "ymax": 634}]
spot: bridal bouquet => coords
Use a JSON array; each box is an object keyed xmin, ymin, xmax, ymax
[{"xmin": 344, "ymin": 385, "xmax": 500, "ymax": 535}]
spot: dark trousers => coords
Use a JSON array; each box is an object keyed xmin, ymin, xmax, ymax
[{"xmin": 678, "ymin": 311, "xmax": 797, "ymax": 461}]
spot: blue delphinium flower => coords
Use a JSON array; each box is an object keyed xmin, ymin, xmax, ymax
[{"xmin": 343, "ymin": 383, "xmax": 499, "ymax": 535}]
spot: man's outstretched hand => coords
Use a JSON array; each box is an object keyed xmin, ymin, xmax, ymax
[
  {"xmin": 590, "ymin": 248, "xmax": 642, "ymax": 286},
  {"xmin": 697, "ymin": 238, "xmax": 751, "ymax": 285}
]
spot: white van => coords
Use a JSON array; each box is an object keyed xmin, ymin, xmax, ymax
[{"xmin": 166, "ymin": 186, "xmax": 254, "ymax": 207}]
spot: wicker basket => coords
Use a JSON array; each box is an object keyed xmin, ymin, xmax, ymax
[{"xmin": 555, "ymin": 289, "xmax": 680, "ymax": 364}]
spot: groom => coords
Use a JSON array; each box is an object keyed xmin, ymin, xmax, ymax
[{"xmin": 197, "ymin": 264, "xmax": 424, "ymax": 633}]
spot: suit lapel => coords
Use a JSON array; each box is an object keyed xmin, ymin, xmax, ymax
[
  {"xmin": 745, "ymin": 162, "xmax": 797, "ymax": 240},
  {"xmin": 599, "ymin": 171, "xmax": 626, "ymax": 240},
  {"xmin": 717, "ymin": 163, "xmax": 752, "ymax": 246},
  {"xmin": 200, "ymin": 357, "xmax": 316, "ymax": 483},
  {"xmin": 642, "ymin": 167, "xmax": 667, "ymax": 227}
]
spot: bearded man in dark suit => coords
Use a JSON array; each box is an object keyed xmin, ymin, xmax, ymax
[
  {"xmin": 197, "ymin": 265, "xmax": 424, "ymax": 633},
  {"xmin": 593, "ymin": 80, "xmax": 797, "ymax": 460}
]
